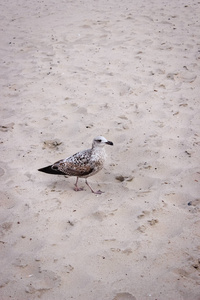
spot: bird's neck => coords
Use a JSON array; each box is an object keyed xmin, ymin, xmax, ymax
[{"xmin": 91, "ymin": 147, "xmax": 106, "ymax": 160}]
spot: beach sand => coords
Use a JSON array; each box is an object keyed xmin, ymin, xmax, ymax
[{"xmin": 0, "ymin": 0, "xmax": 200, "ymax": 299}]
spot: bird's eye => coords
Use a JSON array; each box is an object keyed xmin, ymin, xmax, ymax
[{"xmin": 96, "ymin": 139, "xmax": 101, "ymax": 142}]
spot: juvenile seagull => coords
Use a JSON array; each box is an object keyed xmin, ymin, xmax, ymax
[{"xmin": 38, "ymin": 136, "xmax": 113, "ymax": 194}]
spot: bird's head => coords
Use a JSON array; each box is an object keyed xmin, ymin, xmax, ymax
[{"xmin": 92, "ymin": 136, "xmax": 113, "ymax": 148}]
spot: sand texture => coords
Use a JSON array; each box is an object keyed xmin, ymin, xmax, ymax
[{"xmin": 1, "ymin": 0, "xmax": 200, "ymax": 299}]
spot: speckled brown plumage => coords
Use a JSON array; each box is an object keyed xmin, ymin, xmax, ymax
[{"xmin": 38, "ymin": 136, "xmax": 113, "ymax": 194}]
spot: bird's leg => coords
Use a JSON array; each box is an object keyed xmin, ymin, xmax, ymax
[
  {"xmin": 85, "ymin": 179, "xmax": 104, "ymax": 195},
  {"xmin": 74, "ymin": 177, "xmax": 84, "ymax": 191}
]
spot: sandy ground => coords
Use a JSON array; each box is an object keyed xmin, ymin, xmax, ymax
[{"xmin": 1, "ymin": 0, "xmax": 200, "ymax": 299}]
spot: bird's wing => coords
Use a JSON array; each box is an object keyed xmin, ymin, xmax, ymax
[{"xmin": 52, "ymin": 149, "xmax": 94, "ymax": 177}]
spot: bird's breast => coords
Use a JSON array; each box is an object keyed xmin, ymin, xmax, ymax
[{"xmin": 91, "ymin": 148, "xmax": 106, "ymax": 164}]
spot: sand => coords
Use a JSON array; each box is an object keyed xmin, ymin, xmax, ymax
[{"xmin": 1, "ymin": 0, "xmax": 200, "ymax": 299}]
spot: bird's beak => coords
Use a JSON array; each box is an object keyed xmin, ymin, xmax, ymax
[{"xmin": 106, "ymin": 141, "xmax": 113, "ymax": 146}]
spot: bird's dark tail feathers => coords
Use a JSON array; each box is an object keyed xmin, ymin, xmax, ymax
[{"xmin": 38, "ymin": 165, "xmax": 66, "ymax": 175}]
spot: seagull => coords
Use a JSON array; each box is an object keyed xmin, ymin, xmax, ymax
[{"xmin": 38, "ymin": 136, "xmax": 113, "ymax": 194}]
